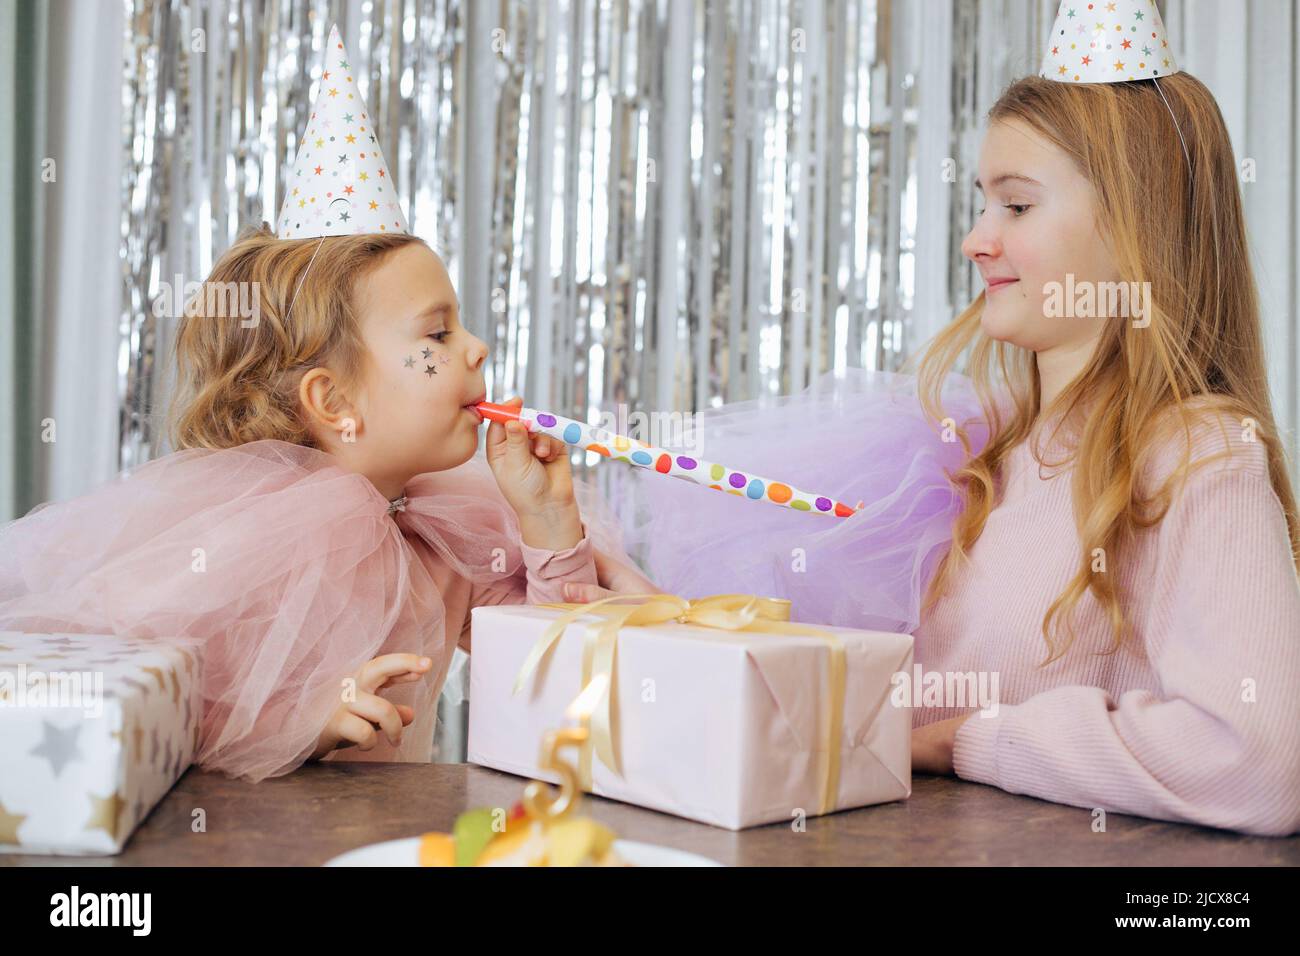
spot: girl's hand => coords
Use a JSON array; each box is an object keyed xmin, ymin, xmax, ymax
[
  {"xmin": 910, "ymin": 714, "xmax": 973, "ymax": 775},
  {"xmin": 485, "ymin": 396, "xmax": 585, "ymax": 550},
  {"xmin": 310, "ymin": 653, "xmax": 432, "ymax": 759},
  {"xmin": 484, "ymin": 396, "xmax": 577, "ymax": 517},
  {"xmin": 561, "ymin": 548, "xmax": 665, "ymax": 603}
]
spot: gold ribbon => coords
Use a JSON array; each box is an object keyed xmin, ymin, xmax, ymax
[{"xmin": 511, "ymin": 593, "xmax": 846, "ymax": 816}]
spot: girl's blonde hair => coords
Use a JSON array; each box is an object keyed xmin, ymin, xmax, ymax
[
  {"xmin": 915, "ymin": 72, "xmax": 1300, "ymax": 662},
  {"xmin": 168, "ymin": 223, "xmax": 426, "ymax": 450}
]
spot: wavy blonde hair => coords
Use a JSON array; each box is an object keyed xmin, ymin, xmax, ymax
[
  {"xmin": 914, "ymin": 73, "xmax": 1300, "ymax": 662},
  {"xmin": 168, "ymin": 223, "xmax": 426, "ymax": 450}
]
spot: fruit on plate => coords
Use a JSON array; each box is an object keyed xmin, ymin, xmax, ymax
[{"xmin": 418, "ymin": 800, "xmax": 629, "ymax": 867}]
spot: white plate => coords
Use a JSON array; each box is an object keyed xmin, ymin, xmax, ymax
[{"xmin": 323, "ymin": 836, "xmax": 723, "ymax": 867}]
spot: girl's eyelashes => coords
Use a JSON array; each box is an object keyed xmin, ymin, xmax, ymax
[
  {"xmin": 426, "ymin": 331, "xmax": 453, "ymax": 344},
  {"xmin": 975, "ymin": 203, "xmax": 1031, "ymax": 217}
]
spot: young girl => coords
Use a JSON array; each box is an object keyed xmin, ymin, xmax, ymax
[
  {"xmin": 595, "ymin": 68, "xmax": 1300, "ymax": 836},
  {"xmin": 907, "ymin": 71, "xmax": 1300, "ymax": 836},
  {"xmin": 0, "ymin": 224, "xmax": 629, "ymax": 782}
]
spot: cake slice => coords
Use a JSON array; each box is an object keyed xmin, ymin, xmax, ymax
[{"xmin": 418, "ymin": 800, "xmax": 630, "ymax": 867}]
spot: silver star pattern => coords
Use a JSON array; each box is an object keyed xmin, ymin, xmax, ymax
[{"xmin": 29, "ymin": 721, "xmax": 83, "ymax": 777}]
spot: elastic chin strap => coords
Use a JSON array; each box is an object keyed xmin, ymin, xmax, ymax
[
  {"xmin": 284, "ymin": 235, "xmax": 327, "ymax": 324},
  {"xmin": 1151, "ymin": 76, "xmax": 1194, "ymax": 205}
]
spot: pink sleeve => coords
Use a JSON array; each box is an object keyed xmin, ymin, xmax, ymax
[
  {"xmin": 469, "ymin": 521, "xmax": 600, "ymax": 610},
  {"xmin": 952, "ymin": 466, "xmax": 1300, "ymax": 836}
]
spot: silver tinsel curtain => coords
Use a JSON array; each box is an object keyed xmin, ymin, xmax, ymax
[{"xmin": 117, "ymin": 0, "xmax": 1060, "ymax": 471}]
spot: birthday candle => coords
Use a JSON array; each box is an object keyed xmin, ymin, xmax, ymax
[{"xmin": 476, "ymin": 402, "xmax": 861, "ymax": 518}]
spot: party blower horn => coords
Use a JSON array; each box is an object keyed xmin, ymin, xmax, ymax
[{"xmin": 476, "ymin": 402, "xmax": 863, "ymax": 518}]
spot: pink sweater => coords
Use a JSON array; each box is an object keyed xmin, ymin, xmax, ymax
[{"xmin": 914, "ymin": 406, "xmax": 1300, "ymax": 836}]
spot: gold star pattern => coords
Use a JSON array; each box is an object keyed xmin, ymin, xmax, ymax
[
  {"xmin": 0, "ymin": 798, "xmax": 27, "ymax": 845},
  {"xmin": 85, "ymin": 789, "xmax": 126, "ymax": 841}
]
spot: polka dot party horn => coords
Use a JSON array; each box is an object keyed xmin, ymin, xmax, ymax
[{"xmin": 475, "ymin": 402, "xmax": 862, "ymax": 518}]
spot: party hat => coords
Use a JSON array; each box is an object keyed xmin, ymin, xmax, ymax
[
  {"xmin": 275, "ymin": 23, "xmax": 408, "ymax": 239},
  {"xmin": 1039, "ymin": 0, "xmax": 1179, "ymax": 84}
]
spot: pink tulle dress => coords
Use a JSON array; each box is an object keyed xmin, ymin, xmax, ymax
[
  {"xmin": 616, "ymin": 368, "xmax": 992, "ymax": 633},
  {"xmin": 0, "ymin": 439, "xmax": 626, "ymax": 782}
]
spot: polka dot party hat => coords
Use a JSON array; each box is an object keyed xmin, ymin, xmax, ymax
[
  {"xmin": 276, "ymin": 23, "xmax": 409, "ymax": 239},
  {"xmin": 1039, "ymin": 0, "xmax": 1179, "ymax": 84}
]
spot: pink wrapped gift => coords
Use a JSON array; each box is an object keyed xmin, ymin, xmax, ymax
[{"xmin": 467, "ymin": 598, "xmax": 912, "ymax": 830}]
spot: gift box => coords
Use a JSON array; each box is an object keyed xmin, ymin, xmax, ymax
[
  {"xmin": 0, "ymin": 632, "xmax": 203, "ymax": 855},
  {"xmin": 467, "ymin": 597, "xmax": 912, "ymax": 830}
]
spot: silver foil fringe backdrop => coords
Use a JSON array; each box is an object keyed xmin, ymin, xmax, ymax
[{"xmin": 118, "ymin": 0, "xmax": 1060, "ymax": 471}]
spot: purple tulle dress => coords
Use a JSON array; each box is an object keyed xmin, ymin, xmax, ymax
[{"xmin": 617, "ymin": 368, "xmax": 992, "ymax": 633}]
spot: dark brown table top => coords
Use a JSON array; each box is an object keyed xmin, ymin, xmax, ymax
[{"xmin": 6, "ymin": 762, "xmax": 1298, "ymax": 866}]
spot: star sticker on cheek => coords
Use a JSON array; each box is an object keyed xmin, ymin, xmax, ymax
[
  {"xmin": 421, "ymin": 347, "xmax": 433, "ymax": 359},
  {"xmin": 403, "ymin": 356, "xmax": 415, "ymax": 368},
  {"xmin": 437, "ymin": 353, "xmax": 450, "ymax": 366},
  {"xmin": 424, "ymin": 364, "xmax": 438, "ymax": 377}
]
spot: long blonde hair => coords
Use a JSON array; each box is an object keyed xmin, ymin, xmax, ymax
[
  {"xmin": 915, "ymin": 73, "xmax": 1300, "ymax": 662},
  {"xmin": 168, "ymin": 223, "xmax": 425, "ymax": 450}
]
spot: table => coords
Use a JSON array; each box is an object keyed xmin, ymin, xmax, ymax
[{"xmin": 5, "ymin": 763, "xmax": 1297, "ymax": 866}]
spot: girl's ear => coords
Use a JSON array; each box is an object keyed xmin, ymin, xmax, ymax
[{"xmin": 299, "ymin": 367, "xmax": 361, "ymax": 441}]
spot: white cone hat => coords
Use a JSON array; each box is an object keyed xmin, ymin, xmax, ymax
[
  {"xmin": 275, "ymin": 23, "xmax": 409, "ymax": 239},
  {"xmin": 1039, "ymin": 0, "xmax": 1179, "ymax": 84}
]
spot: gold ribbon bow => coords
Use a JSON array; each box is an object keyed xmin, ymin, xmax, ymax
[{"xmin": 511, "ymin": 593, "xmax": 847, "ymax": 816}]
